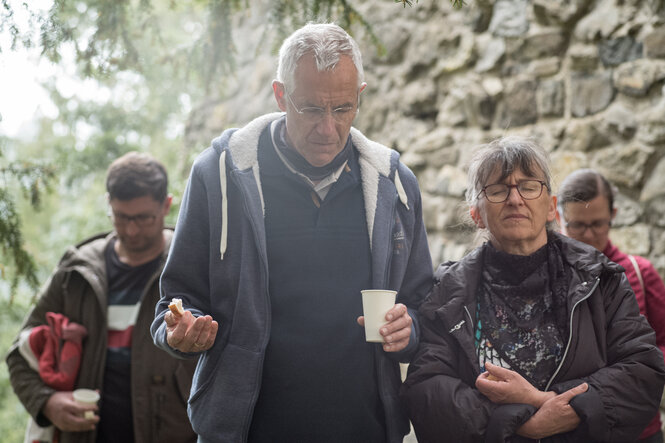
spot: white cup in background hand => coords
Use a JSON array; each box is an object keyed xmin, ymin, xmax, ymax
[
  {"xmin": 361, "ymin": 289, "xmax": 397, "ymax": 342},
  {"xmin": 73, "ymin": 388, "xmax": 100, "ymax": 420}
]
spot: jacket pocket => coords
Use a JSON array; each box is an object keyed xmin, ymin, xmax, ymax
[
  {"xmin": 174, "ymin": 360, "xmax": 196, "ymax": 405},
  {"xmin": 188, "ymin": 343, "xmax": 263, "ymax": 441}
]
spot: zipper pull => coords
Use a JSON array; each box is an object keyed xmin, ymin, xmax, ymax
[{"xmin": 449, "ymin": 319, "xmax": 466, "ymax": 333}]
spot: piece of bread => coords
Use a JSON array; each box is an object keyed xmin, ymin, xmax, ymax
[
  {"xmin": 486, "ymin": 374, "xmax": 500, "ymax": 381},
  {"xmin": 168, "ymin": 298, "xmax": 185, "ymax": 316}
]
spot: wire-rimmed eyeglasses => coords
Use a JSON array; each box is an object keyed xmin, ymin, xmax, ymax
[
  {"xmin": 285, "ymin": 92, "xmax": 359, "ymax": 124},
  {"xmin": 477, "ymin": 180, "xmax": 549, "ymax": 203},
  {"xmin": 564, "ymin": 219, "xmax": 612, "ymax": 235},
  {"xmin": 108, "ymin": 210, "xmax": 157, "ymax": 228}
]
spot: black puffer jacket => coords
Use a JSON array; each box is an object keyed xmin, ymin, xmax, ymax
[{"xmin": 401, "ymin": 232, "xmax": 665, "ymax": 443}]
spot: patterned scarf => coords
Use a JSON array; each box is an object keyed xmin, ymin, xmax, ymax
[{"xmin": 477, "ymin": 235, "xmax": 569, "ymax": 389}]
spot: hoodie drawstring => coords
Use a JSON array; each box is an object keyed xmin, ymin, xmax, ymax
[
  {"xmin": 394, "ymin": 170, "xmax": 410, "ymax": 210},
  {"xmin": 219, "ymin": 151, "xmax": 228, "ymax": 260}
]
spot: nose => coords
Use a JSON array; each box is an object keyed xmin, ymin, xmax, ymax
[
  {"xmin": 123, "ymin": 220, "xmax": 141, "ymax": 235},
  {"xmin": 505, "ymin": 186, "xmax": 524, "ymax": 205},
  {"xmin": 580, "ymin": 226, "xmax": 595, "ymax": 240},
  {"xmin": 315, "ymin": 112, "xmax": 337, "ymax": 135}
]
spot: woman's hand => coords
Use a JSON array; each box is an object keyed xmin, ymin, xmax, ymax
[
  {"xmin": 517, "ymin": 383, "xmax": 588, "ymax": 439},
  {"xmin": 475, "ymin": 362, "xmax": 555, "ymax": 407}
]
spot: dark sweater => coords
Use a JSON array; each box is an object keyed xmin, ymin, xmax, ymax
[{"xmin": 248, "ymin": 143, "xmax": 385, "ymax": 442}]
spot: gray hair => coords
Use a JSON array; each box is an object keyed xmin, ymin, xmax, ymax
[
  {"xmin": 276, "ymin": 23, "xmax": 364, "ymax": 93},
  {"xmin": 466, "ymin": 136, "xmax": 553, "ymax": 207}
]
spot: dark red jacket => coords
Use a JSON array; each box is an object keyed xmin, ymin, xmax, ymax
[{"xmin": 604, "ymin": 240, "xmax": 665, "ymax": 439}]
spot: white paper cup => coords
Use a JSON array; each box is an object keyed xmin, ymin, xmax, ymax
[
  {"xmin": 73, "ymin": 388, "xmax": 99, "ymax": 419},
  {"xmin": 361, "ymin": 289, "xmax": 397, "ymax": 342}
]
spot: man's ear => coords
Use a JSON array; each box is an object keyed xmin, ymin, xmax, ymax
[
  {"xmin": 273, "ymin": 80, "xmax": 287, "ymax": 112},
  {"xmin": 163, "ymin": 195, "xmax": 173, "ymax": 215},
  {"xmin": 470, "ymin": 206, "xmax": 486, "ymax": 229}
]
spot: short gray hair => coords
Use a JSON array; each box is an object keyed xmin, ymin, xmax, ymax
[
  {"xmin": 276, "ymin": 23, "xmax": 364, "ymax": 93},
  {"xmin": 466, "ymin": 136, "xmax": 553, "ymax": 207}
]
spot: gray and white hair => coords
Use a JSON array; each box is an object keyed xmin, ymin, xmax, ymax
[
  {"xmin": 276, "ymin": 22, "xmax": 364, "ymax": 93},
  {"xmin": 465, "ymin": 136, "xmax": 553, "ymax": 208}
]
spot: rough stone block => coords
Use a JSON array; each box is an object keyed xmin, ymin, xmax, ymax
[
  {"xmin": 613, "ymin": 59, "xmax": 665, "ymax": 97},
  {"xmin": 498, "ymin": 79, "xmax": 538, "ymax": 128},
  {"xmin": 559, "ymin": 118, "xmax": 609, "ymax": 151},
  {"xmin": 489, "ymin": 0, "xmax": 530, "ymax": 37},
  {"xmin": 600, "ymin": 103, "xmax": 638, "ymax": 139},
  {"xmin": 570, "ymin": 72, "xmax": 614, "ymax": 117},
  {"xmin": 641, "ymin": 156, "xmax": 665, "ymax": 202},
  {"xmin": 599, "ymin": 36, "xmax": 643, "ymax": 67},
  {"xmin": 593, "ymin": 143, "xmax": 655, "ymax": 188},
  {"xmin": 611, "ymin": 224, "xmax": 651, "ymax": 256},
  {"xmin": 537, "ymin": 79, "xmax": 565, "ymax": 117},
  {"xmin": 644, "ymin": 27, "xmax": 665, "ymax": 59}
]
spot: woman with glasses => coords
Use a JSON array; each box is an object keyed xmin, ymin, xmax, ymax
[
  {"xmin": 401, "ymin": 136, "xmax": 664, "ymax": 442},
  {"xmin": 557, "ymin": 168, "xmax": 665, "ymax": 443}
]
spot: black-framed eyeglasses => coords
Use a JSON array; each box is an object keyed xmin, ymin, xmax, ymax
[
  {"xmin": 108, "ymin": 210, "xmax": 157, "ymax": 228},
  {"xmin": 285, "ymin": 91, "xmax": 359, "ymax": 124},
  {"xmin": 477, "ymin": 180, "xmax": 550, "ymax": 203},
  {"xmin": 564, "ymin": 219, "xmax": 612, "ymax": 235}
]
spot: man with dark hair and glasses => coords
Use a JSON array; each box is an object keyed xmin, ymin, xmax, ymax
[
  {"xmin": 7, "ymin": 151, "xmax": 197, "ymax": 443},
  {"xmin": 151, "ymin": 23, "xmax": 433, "ymax": 442},
  {"xmin": 557, "ymin": 168, "xmax": 665, "ymax": 443}
]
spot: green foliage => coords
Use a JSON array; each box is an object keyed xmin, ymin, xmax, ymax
[
  {"xmin": 396, "ymin": 0, "xmax": 464, "ymax": 9},
  {"xmin": 0, "ymin": 298, "xmax": 32, "ymax": 441},
  {"xmin": 264, "ymin": 0, "xmax": 384, "ymax": 56},
  {"xmin": 3, "ymin": 1, "xmax": 465, "ymax": 93},
  {"xmin": 0, "ymin": 140, "xmax": 55, "ymax": 300}
]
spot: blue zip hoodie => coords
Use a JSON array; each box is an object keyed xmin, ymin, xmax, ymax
[{"xmin": 151, "ymin": 112, "xmax": 433, "ymax": 442}]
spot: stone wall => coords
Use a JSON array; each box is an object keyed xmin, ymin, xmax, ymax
[{"xmin": 186, "ymin": 0, "xmax": 665, "ymax": 278}]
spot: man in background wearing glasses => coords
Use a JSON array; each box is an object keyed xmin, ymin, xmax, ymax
[
  {"xmin": 151, "ymin": 23, "xmax": 433, "ymax": 443},
  {"xmin": 7, "ymin": 152, "xmax": 197, "ymax": 443}
]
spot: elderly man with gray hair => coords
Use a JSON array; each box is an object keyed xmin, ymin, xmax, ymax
[{"xmin": 151, "ymin": 23, "xmax": 432, "ymax": 442}]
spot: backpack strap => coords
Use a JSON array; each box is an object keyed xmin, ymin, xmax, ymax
[{"xmin": 627, "ymin": 254, "xmax": 646, "ymax": 295}]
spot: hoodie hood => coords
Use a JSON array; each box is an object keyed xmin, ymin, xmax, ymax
[
  {"xmin": 57, "ymin": 230, "xmax": 174, "ymax": 294},
  {"xmin": 215, "ymin": 112, "xmax": 410, "ymax": 259}
]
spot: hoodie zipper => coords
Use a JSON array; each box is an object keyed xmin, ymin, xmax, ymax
[
  {"xmin": 380, "ymin": 193, "xmax": 398, "ymax": 288},
  {"xmin": 237, "ymin": 175, "xmax": 272, "ymax": 443},
  {"xmin": 375, "ymin": 192, "xmax": 399, "ymax": 442}
]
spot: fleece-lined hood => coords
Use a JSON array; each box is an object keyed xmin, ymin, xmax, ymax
[{"xmin": 215, "ymin": 112, "xmax": 410, "ymax": 259}]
